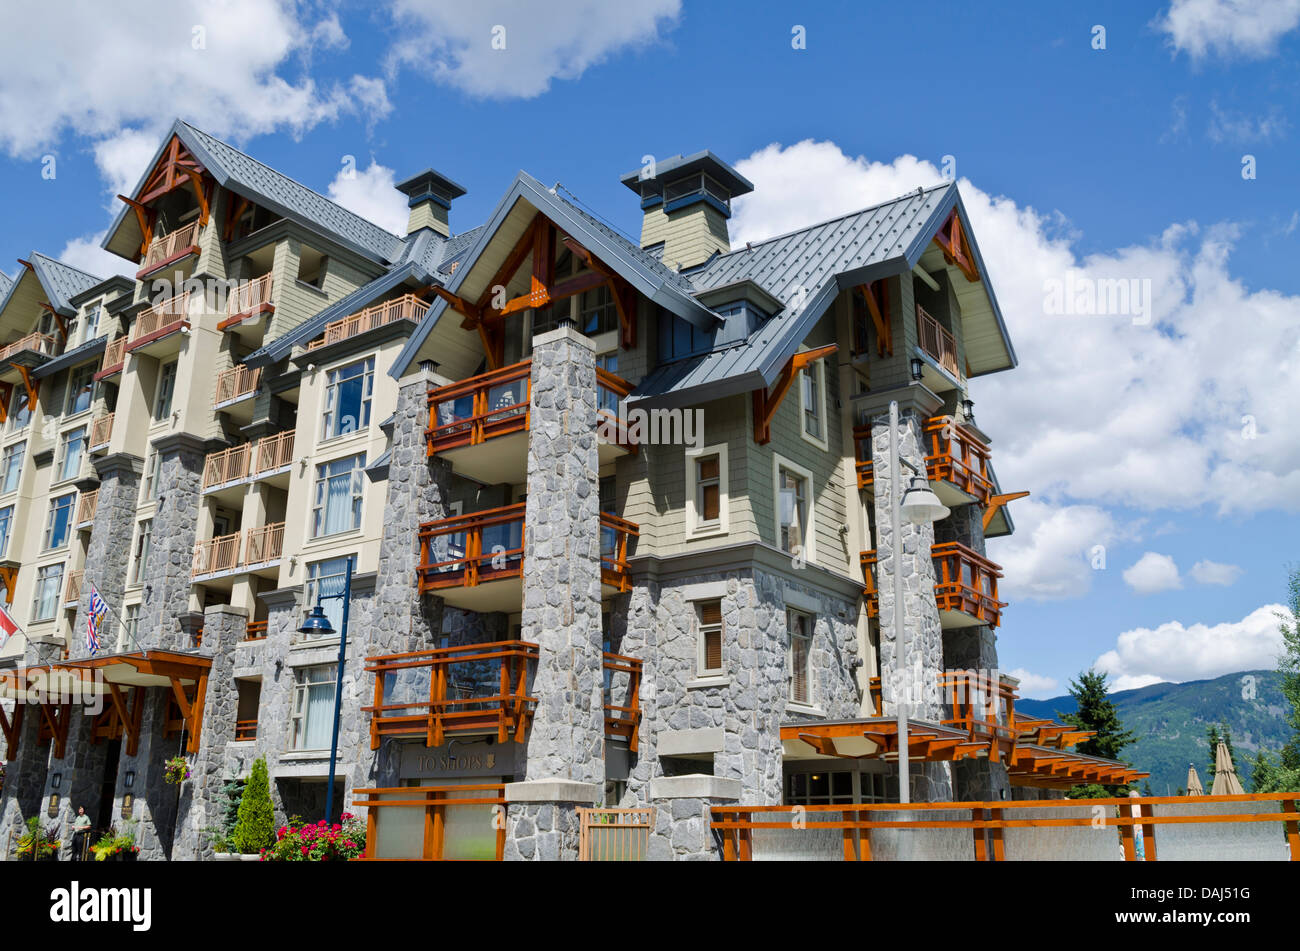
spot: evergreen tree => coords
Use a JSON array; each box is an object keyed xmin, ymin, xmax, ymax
[
  {"xmin": 232, "ymin": 758, "xmax": 275, "ymax": 854},
  {"xmin": 1254, "ymin": 567, "xmax": 1300, "ymax": 792},
  {"xmin": 1061, "ymin": 669, "xmax": 1137, "ymax": 796},
  {"xmin": 1206, "ymin": 724, "xmax": 1221, "ymax": 779}
]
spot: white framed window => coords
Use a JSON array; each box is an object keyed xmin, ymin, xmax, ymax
[
  {"xmin": 130, "ymin": 519, "xmax": 152, "ymax": 585},
  {"xmin": 84, "ymin": 303, "xmax": 102, "ymax": 343},
  {"xmin": 58, "ymin": 427, "xmax": 87, "ymax": 482},
  {"xmin": 312, "ymin": 454, "xmax": 365, "ymax": 537},
  {"xmin": 772, "ymin": 454, "xmax": 815, "ymax": 561},
  {"xmin": 44, "ymin": 493, "xmax": 75, "ymax": 550},
  {"xmin": 119, "ymin": 603, "xmax": 140, "ymax": 652},
  {"xmin": 65, "ymin": 364, "xmax": 95, "ymax": 416},
  {"xmin": 8, "ymin": 386, "xmax": 32, "ymax": 431},
  {"xmin": 304, "ymin": 555, "xmax": 354, "ymax": 638},
  {"xmin": 291, "ymin": 663, "xmax": 338, "ymax": 750},
  {"xmin": 0, "ymin": 505, "xmax": 12, "ymax": 558},
  {"xmin": 32, "ymin": 563, "xmax": 64, "ymax": 622},
  {"xmin": 321, "ymin": 357, "xmax": 374, "ymax": 440},
  {"xmin": 154, "ymin": 361, "xmax": 178, "ymax": 420},
  {"xmin": 141, "ymin": 451, "xmax": 162, "ymax": 502},
  {"xmin": 786, "ymin": 608, "xmax": 813, "ymax": 706},
  {"xmin": 685, "ymin": 443, "xmax": 729, "ymax": 538},
  {"xmin": 695, "ymin": 599, "xmax": 725, "ymax": 677},
  {"xmin": 1, "ymin": 441, "xmax": 23, "ymax": 493},
  {"xmin": 798, "ymin": 356, "xmax": 828, "ymax": 450}
]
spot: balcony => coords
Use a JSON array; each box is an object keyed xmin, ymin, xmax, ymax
[
  {"xmin": 191, "ymin": 522, "xmax": 285, "ymax": 584},
  {"xmin": 916, "ymin": 304, "xmax": 959, "ymax": 382},
  {"xmin": 416, "ymin": 503, "xmax": 638, "ymax": 612},
  {"xmin": 0, "ymin": 333, "xmax": 59, "ymax": 381},
  {"xmin": 234, "ymin": 720, "xmax": 258, "ymax": 742},
  {"xmin": 95, "ymin": 337, "xmax": 127, "ymax": 381},
  {"xmin": 89, "ymin": 413, "xmax": 113, "ymax": 452},
  {"xmin": 138, "ymin": 221, "xmax": 200, "ymax": 279},
  {"xmin": 64, "ymin": 569, "xmax": 83, "ymax": 607},
  {"xmin": 127, "ymin": 292, "xmax": 191, "ymax": 357},
  {"xmin": 426, "ymin": 359, "xmax": 637, "ymax": 485},
  {"xmin": 305, "ymin": 293, "xmax": 429, "ymax": 352},
  {"xmin": 860, "ymin": 541, "xmax": 1006, "ymax": 629},
  {"xmin": 867, "ymin": 669, "xmax": 1019, "ymax": 755},
  {"xmin": 218, "ymin": 274, "xmax": 275, "ymax": 338},
  {"xmin": 214, "ymin": 364, "xmax": 261, "ymax": 408},
  {"xmin": 244, "ymin": 620, "xmax": 268, "ymax": 642},
  {"xmin": 202, "ymin": 431, "xmax": 295, "ymax": 500},
  {"xmin": 854, "ymin": 415, "xmax": 993, "ymax": 506},
  {"xmin": 363, "ymin": 642, "xmax": 643, "ymax": 751},
  {"xmin": 76, "ymin": 490, "xmax": 98, "ymax": 529}
]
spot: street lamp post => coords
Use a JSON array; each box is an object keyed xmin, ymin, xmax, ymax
[
  {"xmin": 886, "ymin": 399, "xmax": 950, "ymax": 805},
  {"xmin": 297, "ymin": 561, "xmax": 354, "ymax": 825}
]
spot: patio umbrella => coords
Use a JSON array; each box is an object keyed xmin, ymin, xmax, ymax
[
  {"xmin": 1209, "ymin": 742, "xmax": 1245, "ymax": 795},
  {"xmin": 1186, "ymin": 763, "xmax": 1205, "ymax": 796}
]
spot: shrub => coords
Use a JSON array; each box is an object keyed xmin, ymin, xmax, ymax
[
  {"xmin": 261, "ymin": 813, "xmax": 366, "ymax": 862},
  {"xmin": 231, "ymin": 757, "xmax": 275, "ymax": 854}
]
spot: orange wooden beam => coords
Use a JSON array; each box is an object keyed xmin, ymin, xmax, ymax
[
  {"xmin": 857, "ymin": 282, "xmax": 892, "ymax": 356},
  {"xmin": 117, "ymin": 194, "xmax": 155, "ymax": 256},
  {"xmin": 0, "ymin": 565, "xmax": 15, "ymax": 605},
  {"xmin": 13, "ymin": 365, "xmax": 38, "ymax": 413},
  {"xmin": 932, "ymin": 210, "xmax": 980, "ymax": 283},
  {"xmin": 752, "ymin": 343, "xmax": 838, "ymax": 444},
  {"xmin": 982, "ymin": 490, "xmax": 1030, "ymax": 531}
]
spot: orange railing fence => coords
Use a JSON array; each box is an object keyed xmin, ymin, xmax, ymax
[
  {"xmin": 308, "ymin": 293, "xmax": 429, "ymax": 351},
  {"xmin": 916, "ymin": 304, "xmax": 959, "ymax": 377},
  {"xmin": 354, "ymin": 784, "xmax": 507, "ymax": 860},
  {"xmin": 140, "ymin": 221, "xmax": 200, "ymax": 272},
  {"xmin": 579, "ymin": 807, "xmax": 652, "ymax": 861}
]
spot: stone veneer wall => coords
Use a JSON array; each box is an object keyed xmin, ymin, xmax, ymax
[
  {"xmin": 138, "ymin": 433, "xmax": 207, "ymax": 651},
  {"xmin": 70, "ymin": 452, "xmax": 143, "ymax": 658},
  {"xmin": 0, "ymin": 705, "xmax": 52, "ymax": 854},
  {"xmin": 114, "ymin": 689, "xmax": 184, "ymax": 860}
]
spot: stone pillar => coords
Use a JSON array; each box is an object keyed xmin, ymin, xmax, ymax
[
  {"xmin": 43, "ymin": 705, "xmax": 109, "ymax": 858},
  {"xmin": 870, "ymin": 403, "xmax": 951, "ymax": 801},
  {"xmin": 138, "ymin": 433, "xmax": 206, "ymax": 651},
  {"xmin": 647, "ymin": 774, "xmax": 741, "ymax": 861},
  {"xmin": 0, "ymin": 704, "xmax": 51, "ymax": 858},
  {"xmin": 113, "ymin": 688, "xmax": 184, "ymax": 860},
  {"xmin": 71, "ymin": 452, "xmax": 144, "ymax": 658},
  {"xmin": 506, "ymin": 326, "xmax": 605, "ymax": 859},
  {"xmin": 172, "ymin": 605, "xmax": 245, "ymax": 858}
]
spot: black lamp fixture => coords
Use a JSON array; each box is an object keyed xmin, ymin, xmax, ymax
[
  {"xmin": 909, "ymin": 357, "xmax": 923, "ymax": 381},
  {"xmin": 961, "ymin": 397, "xmax": 975, "ymax": 422},
  {"xmin": 297, "ymin": 604, "xmax": 337, "ymax": 638},
  {"xmin": 124, "ymin": 770, "xmax": 135, "ymax": 790}
]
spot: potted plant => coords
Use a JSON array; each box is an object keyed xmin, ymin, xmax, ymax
[
  {"xmin": 202, "ymin": 826, "xmax": 239, "ymax": 861},
  {"xmin": 163, "ymin": 756, "xmax": 190, "ymax": 785},
  {"xmin": 15, "ymin": 816, "xmax": 59, "ymax": 861},
  {"xmin": 89, "ymin": 821, "xmax": 140, "ymax": 862},
  {"xmin": 261, "ymin": 813, "xmax": 367, "ymax": 861},
  {"xmin": 231, "ymin": 757, "xmax": 275, "ymax": 859}
]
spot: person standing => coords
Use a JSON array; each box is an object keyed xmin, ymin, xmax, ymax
[{"xmin": 71, "ymin": 807, "xmax": 92, "ymax": 861}]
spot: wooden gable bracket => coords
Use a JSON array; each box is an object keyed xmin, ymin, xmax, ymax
[
  {"xmin": 0, "ymin": 701, "xmax": 20, "ymax": 760},
  {"xmin": 932, "ymin": 210, "xmax": 980, "ymax": 283},
  {"xmin": 14, "ymin": 365, "xmax": 38, "ymax": 412},
  {"xmin": 117, "ymin": 194, "xmax": 156, "ymax": 257},
  {"xmin": 223, "ymin": 194, "xmax": 251, "ymax": 242},
  {"xmin": 0, "ymin": 565, "xmax": 15, "ymax": 604},
  {"xmin": 169, "ymin": 672, "xmax": 209, "ymax": 754},
  {"xmin": 562, "ymin": 237, "xmax": 638, "ymax": 349},
  {"xmin": 0, "ymin": 380, "xmax": 11, "ymax": 425},
  {"xmin": 40, "ymin": 701, "xmax": 72, "ymax": 760},
  {"xmin": 107, "ymin": 683, "xmax": 144, "ymax": 758},
  {"xmin": 981, "ymin": 490, "xmax": 1030, "ymax": 531},
  {"xmin": 39, "ymin": 302, "xmax": 68, "ymax": 344},
  {"xmin": 856, "ymin": 282, "xmax": 892, "ymax": 356},
  {"xmin": 751, "ymin": 343, "xmax": 838, "ymax": 445}
]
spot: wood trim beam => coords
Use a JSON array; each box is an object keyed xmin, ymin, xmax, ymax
[
  {"xmin": 224, "ymin": 195, "xmax": 250, "ymax": 242},
  {"xmin": 932, "ymin": 210, "xmax": 980, "ymax": 283},
  {"xmin": 0, "ymin": 565, "xmax": 16, "ymax": 604},
  {"xmin": 14, "ymin": 365, "xmax": 38, "ymax": 413},
  {"xmin": 982, "ymin": 491, "xmax": 1031, "ymax": 530},
  {"xmin": 857, "ymin": 282, "xmax": 892, "ymax": 356},
  {"xmin": 751, "ymin": 344, "xmax": 838, "ymax": 444}
]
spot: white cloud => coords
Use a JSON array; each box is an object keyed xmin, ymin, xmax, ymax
[
  {"xmin": 385, "ymin": 0, "xmax": 681, "ymax": 98},
  {"xmin": 0, "ymin": 0, "xmax": 390, "ymax": 159},
  {"xmin": 1206, "ymin": 100, "xmax": 1289, "ymax": 145},
  {"xmin": 986, "ymin": 499, "xmax": 1117, "ymax": 602},
  {"xmin": 326, "ymin": 161, "xmax": 408, "ymax": 236},
  {"xmin": 1006, "ymin": 668, "xmax": 1059, "ymax": 700},
  {"xmin": 59, "ymin": 232, "xmax": 134, "ymax": 279},
  {"xmin": 1096, "ymin": 603, "xmax": 1287, "ymax": 688},
  {"xmin": 1123, "ymin": 552, "xmax": 1183, "ymax": 594},
  {"xmin": 1191, "ymin": 559, "xmax": 1244, "ymax": 586},
  {"xmin": 1156, "ymin": 0, "xmax": 1300, "ymax": 59}
]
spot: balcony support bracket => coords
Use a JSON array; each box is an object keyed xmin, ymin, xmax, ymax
[
  {"xmin": 0, "ymin": 701, "xmax": 20, "ymax": 760},
  {"xmin": 14, "ymin": 365, "xmax": 38, "ymax": 412},
  {"xmin": 932, "ymin": 210, "xmax": 980, "ymax": 283},
  {"xmin": 167, "ymin": 672, "xmax": 208, "ymax": 755},
  {"xmin": 750, "ymin": 343, "xmax": 838, "ymax": 445},
  {"xmin": 981, "ymin": 491, "xmax": 1030, "ymax": 531},
  {"xmin": 856, "ymin": 282, "xmax": 891, "ymax": 356},
  {"xmin": 0, "ymin": 564, "xmax": 15, "ymax": 604},
  {"xmin": 107, "ymin": 683, "xmax": 145, "ymax": 758}
]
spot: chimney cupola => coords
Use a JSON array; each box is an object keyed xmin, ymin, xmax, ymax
[{"xmin": 395, "ymin": 168, "xmax": 467, "ymax": 238}]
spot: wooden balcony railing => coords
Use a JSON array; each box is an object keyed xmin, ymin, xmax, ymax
[
  {"xmin": 417, "ymin": 503, "xmax": 638, "ymax": 595},
  {"xmin": 364, "ymin": 641, "xmax": 540, "ymax": 748},
  {"xmin": 225, "ymin": 273, "xmax": 274, "ymax": 320},
  {"xmin": 129, "ymin": 292, "xmax": 190, "ymax": 346},
  {"xmin": 603, "ymin": 652, "xmax": 643, "ymax": 752},
  {"xmin": 854, "ymin": 416, "xmax": 993, "ymax": 502},
  {"xmin": 214, "ymin": 364, "xmax": 261, "ymax": 405},
  {"xmin": 97, "ymin": 336, "xmax": 126, "ymax": 377},
  {"xmin": 64, "ymin": 569, "xmax": 83, "ymax": 604},
  {"xmin": 244, "ymin": 620, "xmax": 268, "ymax": 641},
  {"xmin": 234, "ymin": 719, "xmax": 258, "ymax": 742},
  {"xmin": 76, "ymin": 489, "xmax": 98, "ymax": 526},
  {"xmin": 923, "ymin": 417, "xmax": 993, "ymax": 503},
  {"xmin": 0, "ymin": 332, "xmax": 58, "ymax": 363},
  {"xmin": 244, "ymin": 522, "xmax": 284, "ymax": 566},
  {"xmin": 203, "ymin": 443, "xmax": 252, "ymax": 489},
  {"xmin": 916, "ymin": 304, "xmax": 959, "ymax": 377},
  {"xmin": 867, "ymin": 669, "xmax": 1019, "ymax": 746},
  {"xmin": 932, "ymin": 541, "xmax": 1006, "ymax": 628},
  {"xmin": 191, "ymin": 522, "xmax": 285, "ymax": 578},
  {"xmin": 307, "ymin": 293, "xmax": 429, "ymax": 351},
  {"xmin": 140, "ymin": 221, "xmax": 200, "ymax": 273},
  {"xmin": 859, "ymin": 550, "xmax": 879, "ymax": 618},
  {"xmin": 89, "ymin": 413, "xmax": 114, "ymax": 450},
  {"xmin": 253, "ymin": 430, "xmax": 294, "ymax": 474},
  {"xmin": 426, "ymin": 358, "xmax": 638, "ymax": 457}
]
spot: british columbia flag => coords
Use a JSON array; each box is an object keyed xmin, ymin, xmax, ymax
[{"xmin": 87, "ymin": 585, "xmax": 109, "ymax": 655}]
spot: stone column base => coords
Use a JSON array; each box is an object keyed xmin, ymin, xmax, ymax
[
  {"xmin": 504, "ymin": 779, "xmax": 600, "ymax": 861},
  {"xmin": 648, "ymin": 775, "xmax": 741, "ymax": 861}
]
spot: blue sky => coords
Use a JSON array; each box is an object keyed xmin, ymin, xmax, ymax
[{"xmin": 0, "ymin": 0, "xmax": 1297, "ymax": 697}]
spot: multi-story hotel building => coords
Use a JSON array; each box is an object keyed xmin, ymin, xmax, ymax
[{"xmin": 0, "ymin": 121, "xmax": 1142, "ymax": 861}]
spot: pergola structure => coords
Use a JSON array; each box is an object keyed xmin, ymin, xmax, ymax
[{"xmin": 0, "ymin": 649, "xmax": 212, "ymax": 759}]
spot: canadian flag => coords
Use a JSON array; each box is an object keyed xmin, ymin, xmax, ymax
[{"xmin": 0, "ymin": 602, "xmax": 19, "ymax": 646}]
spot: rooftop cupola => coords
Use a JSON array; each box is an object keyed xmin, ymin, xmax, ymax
[
  {"xmin": 394, "ymin": 168, "xmax": 467, "ymax": 238},
  {"xmin": 619, "ymin": 151, "xmax": 753, "ymax": 271}
]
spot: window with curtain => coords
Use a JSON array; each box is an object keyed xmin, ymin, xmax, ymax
[
  {"xmin": 291, "ymin": 664, "xmax": 338, "ymax": 750},
  {"xmin": 695, "ymin": 454, "xmax": 720, "ymax": 525},
  {"xmin": 65, "ymin": 364, "xmax": 95, "ymax": 416},
  {"xmin": 801, "ymin": 362, "xmax": 823, "ymax": 441},
  {"xmin": 84, "ymin": 303, "xmax": 101, "ymax": 343},
  {"xmin": 787, "ymin": 609, "xmax": 813, "ymax": 705},
  {"xmin": 32, "ymin": 564, "xmax": 63, "ymax": 622},
  {"xmin": 59, "ymin": 427, "xmax": 87, "ymax": 482},
  {"xmin": 44, "ymin": 493, "xmax": 75, "ymax": 550},
  {"xmin": 305, "ymin": 555, "xmax": 354, "ymax": 638},
  {"xmin": 0, "ymin": 505, "xmax": 12, "ymax": 558},
  {"xmin": 697, "ymin": 600, "xmax": 724, "ymax": 676},
  {"xmin": 321, "ymin": 357, "xmax": 374, "ymax": 440},
  {"xmin": 312, "ymin": 455, "xmax": 365, "ymax": 537}
]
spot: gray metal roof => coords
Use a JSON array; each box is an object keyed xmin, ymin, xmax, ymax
[
  {"xmin": 33, "ymin": 334, "xmax": 107, "ymax": 380},
  {"xmin": 102, "ymin": 120, "xmax": 406, "ymax": 267},
  {"xmin": 0, "ymin": 271, "xmax": 11, "ymax": 299},
  {"xmin": 25, "ymin": 252, "xmax": 103, "ymax": 315}
]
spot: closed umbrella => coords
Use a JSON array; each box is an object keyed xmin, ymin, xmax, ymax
[
  {"xmin": 1186, "ymin": 764, "xmax": 1205, "ymax": 796},
  {"xmin": 1210, "ymin": 741, "xmax": 1245, "ymax": 795}
]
